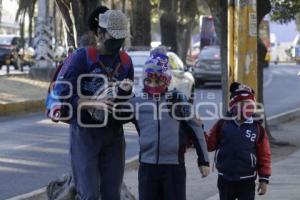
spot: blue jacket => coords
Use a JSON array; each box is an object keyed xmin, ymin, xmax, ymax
[
  {"xmin": 54, "ymin": 48, "xmax": 134, "ymax": 125},
  {"xmin": 123, "ymin": 91, "xmax": 209, "ymax": 166},
  {"xmin": 206, "ymin": 116, "xmax": 272, "ymax": 182}
]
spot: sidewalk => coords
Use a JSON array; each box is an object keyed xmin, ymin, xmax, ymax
[
  {"xmin": 5, "ymin": 105, "xmax": 300, "ymax": 200},
  {"xmin": 0, "ymin": 76, "xmax": 48, "ymax": 116},
  {"xmin": 124, "ymin": 117, "xmax": 300, "ymax": 200}
]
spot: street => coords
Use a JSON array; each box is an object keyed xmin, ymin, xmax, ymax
[{"xmin": 0, "ymin": 63, "xmax": 300, "ymax": 199}]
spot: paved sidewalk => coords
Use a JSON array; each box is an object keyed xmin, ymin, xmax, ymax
[
  {"xmin": 0, "ymin": 67, "xmax": 29, "ymax": 76},
  {"xmin": 0, "ymin": 76, "xmax": 48, "ymax": 104},
  {"xmin": 125, "ymin": 150, "xmax": 300, "ymax": 200},
  {"xmin": 124, "ymin": 117, "xmax": 300, "ymax": 200},
  {"xmin": 205, "ymin": 149, "xmax": 300, "ymax": 200},
  {"xmin": 10, "ymin": 114, "xmax": 300, "ymax": 200},
  {"xmin": 0, "ymin": 76, "xmax": 48, "ymax": 116}
]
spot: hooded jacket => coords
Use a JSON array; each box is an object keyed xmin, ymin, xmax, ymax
[{"xmin": 121, "ymin": 90, "xmax": 209, "ymax": 166}]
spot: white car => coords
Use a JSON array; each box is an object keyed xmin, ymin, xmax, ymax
[{"xmin": 127, "ymin": 51, "xmax": 195, "ymax": 101}]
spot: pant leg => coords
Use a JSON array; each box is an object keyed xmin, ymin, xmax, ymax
[
  {"xmin": 70, "ymin": 124, "xmax": 101, "ymax": 200},
  {"xmin": 217, "ymin": 176, "xmax": 237, "ymax": 200},
  {"xmin": 162, "ymin": 164, "xmax": 186, "ymax": 200},
  {"xmin": 98, "ymin": 131, "xmax": 126, "ymax": 200},
  {"xmin": 138, "ymin": 163, "xmax": 162, "ymax": 200},
  {"xmin": 236, "ymin": 180, "xmax": 255, "ymax": 200}
]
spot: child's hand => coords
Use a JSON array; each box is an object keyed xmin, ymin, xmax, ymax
[
  {"xmin": 257, "ymin": 182, "xmax": 267, "ymax": 195},
  {"xmin": 198, "ymin": 166, "xmax": 210, "ymax": 178}
]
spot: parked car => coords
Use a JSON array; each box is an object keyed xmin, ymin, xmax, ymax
[
  {"xmin": 0, "ymin": 35, "xmax": 23, "ymax": 70},
  {"xmin": 192, "ymin": 45, "xmax": 221, "ymax": 86},
  {"xmin": 127, "ymin": 50, "xmax": 195, "ymax": 100}
]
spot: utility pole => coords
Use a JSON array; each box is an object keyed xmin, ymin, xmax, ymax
[
  {"xmin": 227, "ymin": 0, "xmax": 258, "ymax": 95},
  {"xmin": 33, "ymin": 0, "xmax": 53, "ymax": 68}
]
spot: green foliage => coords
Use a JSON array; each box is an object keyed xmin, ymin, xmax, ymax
[{"xmin": 270, "ymin": 0, "xmax": 300, "ymax": 23}]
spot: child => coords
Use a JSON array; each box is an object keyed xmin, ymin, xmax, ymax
[
  {"xmin": 205, "ymin": 82, "xmax": 271, "ymax": 200},
  {"xmin": 120, "ymin": 47, "xmax": 210, "ymax": 200}
]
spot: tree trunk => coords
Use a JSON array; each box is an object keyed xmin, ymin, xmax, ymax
[
  {"xmin": 177, "ymin": 22, "xmax": 192, "ymax": 62},
  {"xmin": 28, "ymin": 0, "xmax": 36, "ymax": 47},
  {"xmin": 257, "ymin": 0, "xmax": 273, "ymax": 139},
  {"xmin": 53, "ymin": 0, "xmax": 58, "ymax": 46},
  {"xmin": 46, "ymin": 0, "xmax": 49, "ymax": 17},
  {"xmin": 20, "ymin": 13, "xmax": 26, "ymax": 48},
  {"xmin": 0, "ymin": 0, "xmax": 2, "ymax": 23},
  {"xmin": 122, "ymin": 0, "xmax": 126, "ymax": 13},
  {"xmin": 55, "ymin": 0, "xmax": 100, "ymax": 48},
  {"xmin": 176, "ymin": 0, "xmax": 199, "ymax": 62},
  {"xmin": 55, "ymin": 0, "xmax": 75, "ymax": 47},
  {"xmin": 220, "ymin": 0, "xmax": 228, "ymax": 114},
  {"xmin": 111, "ymin": 0, "xmax": 115, "ymax": 9},
  {"xmin": 296, "ymin": 14, "xmax": 300, "ymax": 32},
  {"xmin": 70, "ymin": 0, "xmax": 85, "ymax": 46},
  {"xmin": 28, "ymin": 14, "xmax": 34, "ymax": 46},
  {"xmin": 59, "ymin": 19, "xmax": 64, "ymax": 45},
  {"xmin": 131, "ymin": 0, "xmax": 151, "ymax": 46},
  {"xmin": 160, "ymin": 0, "xmax": 178, "ymax": 52},
  {"xmin": 257, "ymin": 0, "xmax": 271, "ymax": 103},
  {"xmin": 206, "ymin": 0, "xmax": 227, "ymax": 112}
]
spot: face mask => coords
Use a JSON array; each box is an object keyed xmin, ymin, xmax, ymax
[
  {"xmin": 144, "ymin": 85, "xmax": 167, "ymax": 95},
  {"xmin": 104, "ymin": 38, "xmax": 124, "ymax": 53},
  {"xmin": 242, "ymin": 102, "xmax": 255, "ymax": 119},
  {"xmin": 231, "ymin": 101, "xmax": 255, "ymax": 120}
]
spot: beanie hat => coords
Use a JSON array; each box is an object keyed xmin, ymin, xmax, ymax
[
  {"xmin": 229, "ymin": 82, "xmax": 255, "ymax": 109},
  {"xmin": 143, "ymin": 49, "xmax": 172, "ymax": 95},
  {"xmin": 144, "ymin": 52, "xmax": 172, "ymax": 85}
]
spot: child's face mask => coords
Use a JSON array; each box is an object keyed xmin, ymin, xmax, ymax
[
  {"xmin": 231, "ymin": 100, "xmax": 256, "ymax": 120},
  {"xmin": 143, "ymin": 77, "xmax": 167, "ymax": 95}
]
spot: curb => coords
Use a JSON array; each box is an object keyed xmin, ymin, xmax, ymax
[
  {"xmin": 6, "ymin": 188, "xmax": 46, "ymax": 200},
  {"xmin": 0, "ymin": 73, "xmax": 29, "ymax": 77},
  {"xmin": 205, "ymin": 194, "xmax": 218, "ymax": 200},
  {"xmin": 6, "ymin": 107, "xmax": 300, "ymax": 200},
  {"xmin": 0, "ymin": 100, "xmax": 44, "ymax": 117},
  {"xmin": 125, "ymin": 155, "xmax": 139, "ymax": 171},
  {"xmin": 6, "ymin": 156, "xmax": 140, "ymax": 200},
  {"xmin": 267, "ymin": 107, "xmax": 300, "ymax": 126}
]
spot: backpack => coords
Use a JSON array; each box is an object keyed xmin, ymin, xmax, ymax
[{"xmin": 45, "ymin": 47, "xmax": 131, "ymax": 123}]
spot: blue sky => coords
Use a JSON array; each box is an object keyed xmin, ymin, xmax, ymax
[{"xmin": 270, "ymin": 21, "xmax": 299, "ymax": 43}]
